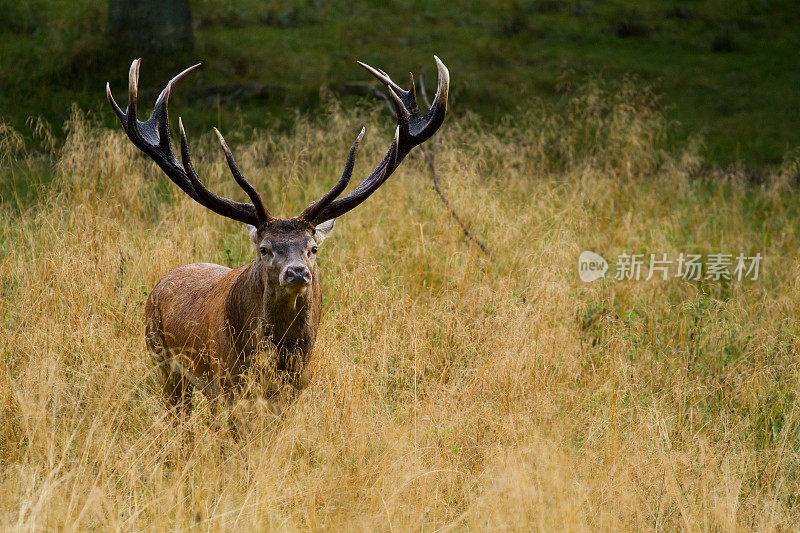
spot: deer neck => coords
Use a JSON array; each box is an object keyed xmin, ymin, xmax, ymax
[
  {"xmin": 262, "ymin": 281, "xmax": 314, "ymax": 346},
  {"xmin": 228, "ymin": 262, "xmax": 316, "ymax": 350}
]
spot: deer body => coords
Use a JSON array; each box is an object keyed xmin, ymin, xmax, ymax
[
  {"xmin": 108, "ymin": 57, "xmax": 448, "ymax": 419},
  {"xmin": 145, "ymin": 219, "xmax": 329, "ymax": 413}
]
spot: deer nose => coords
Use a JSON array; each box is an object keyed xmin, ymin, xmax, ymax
[{"xmin": 282, "ymin": 265, "xmax": 311, "ymax": 286}]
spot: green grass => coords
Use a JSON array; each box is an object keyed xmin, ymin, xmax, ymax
[{"xmin": 1, "ymin": 0, "xmax": 799, "ymax": 167}]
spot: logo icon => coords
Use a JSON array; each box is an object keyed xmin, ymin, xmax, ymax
[{"xmin": 578, "ymin": 251, "xmax": 608, "ymax": 282}]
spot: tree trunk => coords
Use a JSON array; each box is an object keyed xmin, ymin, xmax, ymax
[{"xmin": 108, "ymin": 0, "xmax": 193, "ymax": 54}]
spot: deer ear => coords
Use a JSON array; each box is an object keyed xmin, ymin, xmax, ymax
[
  {"xmin": 314, "ymin": 219, "xmax": 335, "ymax": 244},
  {"xmin": 246, "ymin": 224, "xmax": 258, "ymax": 244}
]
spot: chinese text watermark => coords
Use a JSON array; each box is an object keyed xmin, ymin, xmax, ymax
[{"xmin": 579, "ymin": 251, "xmax": 761, "ymax": 282}]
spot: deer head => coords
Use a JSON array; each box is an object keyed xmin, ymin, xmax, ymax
[{"xmin": 106, "ymin": 58, "xmax": 448, "ymax": 299}]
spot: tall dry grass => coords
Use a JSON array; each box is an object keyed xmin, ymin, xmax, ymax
[{"xmin": 1, "ymin": 83, "xmax": 800, "ymax": 530}]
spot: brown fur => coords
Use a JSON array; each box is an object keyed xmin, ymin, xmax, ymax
[{"xmin": 145, "ymin": 219, "xmax": 327, "ymax": 417}]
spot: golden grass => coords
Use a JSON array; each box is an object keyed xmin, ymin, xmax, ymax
[{"xmin": 1, "ymin": 84, "xmax": 800, "ymax": 530}]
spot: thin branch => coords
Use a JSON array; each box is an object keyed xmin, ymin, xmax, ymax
[
  {"xmin": 419, "ymin": 142, "xmax": 493, "ymax": 258},
  {"xmin": 418, "ymin": 73, "xmax": 493, "ymax": 259},
  {"xmin": 368, "ymin": 86, "xmax": 396, "ymax": 118}
]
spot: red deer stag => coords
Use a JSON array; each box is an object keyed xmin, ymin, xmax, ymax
[{"xmin": 107, "ymin": 57, "xmax": 449, "ymax": 419}]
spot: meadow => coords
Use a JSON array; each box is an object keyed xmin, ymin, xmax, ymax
[{"xmin": 0, "ymin": 78, "xmax": 799, "ymax": 530}]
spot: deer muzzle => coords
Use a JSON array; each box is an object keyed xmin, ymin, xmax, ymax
[{"xmin": 281, "ymin": 265, "xmax": 312, "ymax": 288}]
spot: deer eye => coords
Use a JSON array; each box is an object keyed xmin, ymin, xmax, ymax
[
  {"xmin": 260, "ymin": 247, "xmax": 270, "ymax": 256},
  {"xmin": 310, "ymin": 246, "xmax": 318, "ymax": 255}
]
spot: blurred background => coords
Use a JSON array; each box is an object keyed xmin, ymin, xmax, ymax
[{"xmin": 1, "ymin": 0, "xmax": 799, "ymax": 169}]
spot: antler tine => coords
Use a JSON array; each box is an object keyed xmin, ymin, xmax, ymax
[
  {"xmin": 213, "ymin": 128, "xmax": 273, "ymax": 223},
  {"xmin": 300, "ymin": 57, "xmax": 449, "ymax": 225},
  {"xmin": 106, "ymin": 60, "xmax": 141, "ymax": 136},
  {"xmin": 358, "ymin": 61, "xmax": 411, "ymax": 135},
  {"xmin": 357, "ymin": 62, "xmax": 404, "ymax": 96},
  {"xmin": 347, "ymin": 126, "xmax": 398, "ymax": 196},
  {"xmin": 407, "ymin": 72, "xmax": 419, "ymax": 113},
  {"xmin": 177, "ymin": 118, "xmax": 253, "ymax": 218},
  {"xmin": 420, "ymin": 56, "xmax": 450, "ymax": 139},
  {"xmin": 127, "ymin": 59, "xmax": 140, "ymax": 131},
  {"xmin": 299, "ymin": 127, "xmax": 365, "ymax": 222},
  {"xmin": 107, "ymin": 60, "xmax": 271, "ymax": 227},
  {"xmin": 106, "ymin": 83, "xmax": 124, "ymax": 124},
  {"xmin": 177, "ymin": 117, "xmax": 205, "ymax": 193},
  {"xmin": 153, "ymin": 63, "xmax": 202, "ymax": 152}
]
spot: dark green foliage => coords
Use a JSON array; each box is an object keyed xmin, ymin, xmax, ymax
[
  {"xmin": 1, "ymin": 0, "xmax": 799, "ymax": 167},
  {"xmin": 107, "ymin": 0, "xmax": 194, "ymax": 53}
]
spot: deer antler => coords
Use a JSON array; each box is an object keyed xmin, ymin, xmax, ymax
[
  {"xmin": 299, "ymin": 56, "xmax": 449, "ymax": 225},
  {"xmin": 107, "ymin": 59, "xmax": 273, "ymax": 227}
]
